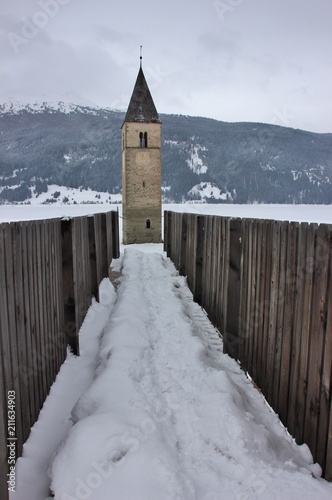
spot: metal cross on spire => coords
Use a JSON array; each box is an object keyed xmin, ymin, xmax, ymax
[{"xmin": 140, "ymin": 45, "xmax": 142, "ymax": 68}]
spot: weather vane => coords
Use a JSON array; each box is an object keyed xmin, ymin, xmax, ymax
[{"xmin": 140, "ymin": 45, "xmax": 142, "ymax": 67}]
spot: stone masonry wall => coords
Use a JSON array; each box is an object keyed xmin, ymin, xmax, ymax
[{"xmin": 122, "ymin": 122, "xmax": 162, "ymax": 244}]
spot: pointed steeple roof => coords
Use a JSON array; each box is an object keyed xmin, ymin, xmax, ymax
[{"xmin": 123, "ymin": 65, "xmax": 161, "ymax": 124}]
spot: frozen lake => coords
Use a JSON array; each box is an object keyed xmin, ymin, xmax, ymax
[{"xmin": 0, "ymin": 203, "xmax": 331, "ymax": 224}]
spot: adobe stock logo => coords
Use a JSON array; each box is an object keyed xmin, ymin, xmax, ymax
[
  {"xmin": 213, "ymin": 0, "xmax": 244, "ymax": 22},
  {"xmin": 7, "ymin": 0, "xmax": 72, "ymax": 54}
]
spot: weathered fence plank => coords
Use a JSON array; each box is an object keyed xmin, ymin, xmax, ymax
[
  {"xmin": 179, "ymin": 213, "xmax": 188, "ymax": 278},
  {"xmin": 265, "ymin": 221, "xmax": 281, "ymax": 407},
  {"xmin": 185, "ymin": 214, "xmax": 196, "ymax": 292},
  {"xmin": 194, "ymin": 215, "xmax": 204, "ymax": 304},
  {"xmin": 106, "ymin": 211, "xmax": 113, "ymax": 267},
  {"xmin": 20, "ymin": 222, "xmax": 34, "ymax": 425},
  {"xmin": 62, "ymin": 219, "xmax": 76, "ymax": 354},
  {"xmin": 250, "ymin": 219, "xmax": 259, "ymax": 383},
  {"xmin": 100, "ymin": 213, "xmax": 109, "ymax": 278},
  {"xmin": 72, "ymin": 216, "xmax": 91, "ymax": 342},
  {"xmin": 304, "ymin": 224, "xmax": 331, "ymax": 461},
  {"xmin": 35, "ymin": 221, "xmax": 46, "ymax": 407},
  {"xmin": 0, "ymin": 361, "xmax": 6, "ymax": 500},
  {"xmin": 243, "ymin": 218, "xmax": 253, "ymax": 372},
  {"xmin": 89, "ymin": 216, "xmax": 98, "ymax": 301},
  {"xmin": 0, "ymin": 226, "xmax": 11, "ymax": 500},
  {"xmin": 316, "ymin": 225, "xmax": 332, "ymax": 477},
  {"xmin": 255, "ymin": 219, "xmax": 265, "ymax": 390},
  {"xmin": 261, "ymin": 220, "xmax": 273, "ymax": 395},
  {"xmin": 5, "ymin": 224, "xmax": 24, "ymax": 455},
  {"xmin": 272, "ymin": 220, "xmax": 288, "ymax": 411},
  {"xmin": 287, "ymin": 222, "xmax": 307, "ymax": 437},
  {"xmin": 111, "ymin": 210, "xmax": 120, "ymax": 259},
  {"xmin": 211, "ymin": 216, "xmax": 218, "ymax": 321},
  {"xmin": 224, "ymin": 218, "xmax": 242, "ymax": 358},
  {"xmin": 295, "ymin": 224, "xmax": 316, "ymax": 446},
  {"xmin": 202, "ymin": 215, "xmax": 212, "ymax": 314},
  {"xmin": 13, "ymin": 223, "xmax": 30, "ymax": 454},
  {"xmin": 278, "ymin": 222, "xmax": 298, "ymax": 424},
  {"xmin": 247, "ymin": 219, "xmax": 257, "ymax": 377},
  {"xmin": 238, "ymin": 218, "xmax": 248, "ymax": 367},
  {"xmin": 214, "ymin": 217, "xmax": 222, "ymax": 333},
  {"xmin": 26, "ymin": 222, "xmax": 38, "ymax": 422}
]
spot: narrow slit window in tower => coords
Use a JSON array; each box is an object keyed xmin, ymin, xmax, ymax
[
  {"xmin": 146, "ymin": 219, "xmax": 151, "ymax": 229},
  {"xmin": 144, "ymin": 132, "xmax": 148, "ymax": 148},
  {"xmin": 139, "ymin": 132, "xmax": 144, "ymax": 148}
]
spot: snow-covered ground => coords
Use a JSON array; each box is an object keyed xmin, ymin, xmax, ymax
[
  {"xmin": 10, "ymin": 244, "xmax": 332, "ymax": 500},
  {"xmin": 0, "ymin": 184, "xmax": 122, "ymax": 207},
  {"xmin": 4, "ymin": 202, "xmax": 332, "ymax": 499}
]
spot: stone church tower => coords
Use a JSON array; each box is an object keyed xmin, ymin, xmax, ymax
[{"xmin": 121, "ymin": 56, "xmax": 162, "ymax": 245}]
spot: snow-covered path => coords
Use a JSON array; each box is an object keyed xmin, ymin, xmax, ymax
[{"xmin": 12, "ymin": 247, "xmax": 332, "ymax": 500}]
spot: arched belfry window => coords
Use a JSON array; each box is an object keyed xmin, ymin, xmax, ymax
[
  {"xmin": 146, "ymin": 219, "xmax": 151, "ymax": 229},
  {"xmin": 139, "ymin": 132, "xmax": 148, "ymax": 148}
]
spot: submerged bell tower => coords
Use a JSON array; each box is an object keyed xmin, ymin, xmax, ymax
[{"xmin": 121, "ymin": 49, "xmax": 162, "ymax": 245}]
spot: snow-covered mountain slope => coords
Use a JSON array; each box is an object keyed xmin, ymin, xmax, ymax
[
  {"xmin": 0, "ymin": 100, "xmax": 96, "ymax": 115},
  {"xmin": 0, "ymin": 91, "xmax": 101, "ymax": 114},
  {"xmin": 1, "ymin": 100, "xmax": 331, "ymax": 204}
]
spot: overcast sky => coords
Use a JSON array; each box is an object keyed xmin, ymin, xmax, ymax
[{"xmin": 1, "ymin": 0, "xmax": 331, "ymax": 133}]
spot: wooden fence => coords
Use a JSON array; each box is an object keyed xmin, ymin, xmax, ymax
[
  {"xmin": 164, "ymin": 210, "xmax": 332, "ymax": 480},
  {"xmin": 0, "ymin": 210, "xmax": 119, "ymax": 499}
]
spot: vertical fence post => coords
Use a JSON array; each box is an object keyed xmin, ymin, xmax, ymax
[
  {"xmin": 304, "ymin": 224, "xmax": 331, "ymax": 472},
  {"xmin": 100, "ymin": 213, "xmax": 109, "ymax": 277},
  {"xmin": 252, "ymin": 220, "xmax": 263, "ymax": 380},
  {"xmin": 186, "ymin": 214, "xmax": 197, "ymax": 292},
  {"xmin": 194, "ymin": 215, "xmax": 205, "ymax": 305},
  {"xmin": 277, "ymin": 221, "xmax": 298, "ymax": 423},
  {"xmin": 223, "ymin": 218, "xmax": 242, "ymax": 358},
  {"xmin": 0, "ymin": 371, "xmax": 7, "ymax": 500},
  {"xmin": 61, "ymin": 219, "xmax": 78, "ymax": 355},
  {"xmin": 287, "ymin": 222, "xmax": 307, "ymax": 439},
  {"xmin": 93, "ymin": 212, "xmax": 110, "ymax": 285},
  {"xmin": 168, "ymin": 211, "xmax": 172, "ymax": 258},
  {"xmin": 106, "ymin": 211, "xmax": 113, "ymax": 268},
  {"xmin": 163, "ymin": 211, "xmax": 168, "ymax": 254},
  {"xmin": 88, "ymin": 216, "xmax": 98, "ymax": 301},
  {"xmin": 174, "ymin": 213, "xmax": 181, "ymax": 269},
  {"xmin": 0, "ymin": 224, "xmax": 9, "ymax": 500},
  {"xmin": 179, "ymin": 213, "xmax": 188, "ymax": 277},
  {"xmin": 320, "ymin": 227, "xmax": 332, "ymax": 480},
  {"xmin": 112, "ymin": 210, "xmax": 120, "ymax": 258}
]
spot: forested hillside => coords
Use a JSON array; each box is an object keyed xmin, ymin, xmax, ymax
[{"xmin": 0, "ymin": 102, "xmax": 331, "ymax": 203}]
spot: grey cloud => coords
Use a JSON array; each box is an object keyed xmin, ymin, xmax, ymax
[{"xmin": 0, "ymin": 0, "xmax": 331, "ymax": 132}]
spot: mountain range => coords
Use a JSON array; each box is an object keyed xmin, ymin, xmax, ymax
[{"xmin": 0, "ymin": 100, "xmax": 331, "ymax": 204}]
